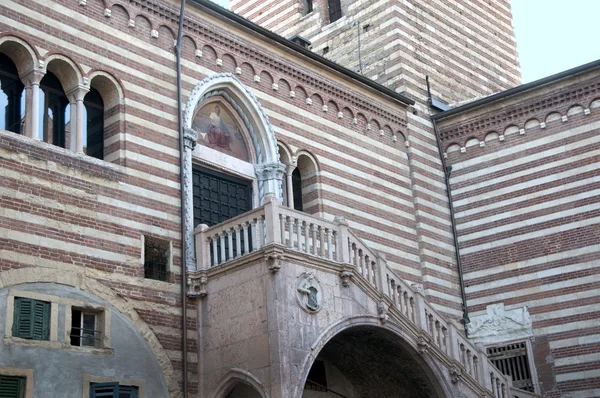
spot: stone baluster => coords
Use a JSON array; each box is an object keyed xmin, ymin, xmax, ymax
[
  {"xmin": 409, "ymin": 297, "xmax": 415, "ymax": 323},
  {"xmin": 476, "ymin": 343, "xmax": 490, "ymax": 389},
  {"xmin": 460, "ymin": 344, "xmax": 466, "ymax": 368},
  {"xmin": 262, "ymin": 193, "xmax": 279, "ymax": 245},
  {"xmin": 428, "ymin": 313, "xmax": 435, "ymax": 338},
  {"xmin": 227, "ymin": 228, "xmax": 234, "ymax": 261},
  {"xmin": 304, "ymin": 222, "xmax": 311, "ymax": 254},
  {"xmin": 311, "ymin": 224, "xmax": 318, "ymax": 255},
  {"xmin": 466, "ymin": 349, "xmax": 473, "ymax": 376},
  {"xmin": 496, "ymin": 377, "xmax": 501, "ymax": 398},
  {"xmin": 287, "ymin": 217, "xmax": 293, "ymax": 248},
  {"xmin": 279, "ymin": 214, "xmax": 286, "ymax": 244},
  {"xmin": 412, "ymin": 291, "xmax": 428, "ymax": 332},
  {"xmin": 259, "ymin": 215, "xmax": 266, "ymax": 247},
  {"xmin": 389, "ymin": 278, "xmax": 395, "ymax": 302},
  {"xmin": 194, "ymin": 224, "xmax": 209, "ymax": 270},
  {"xmin": 327, "ymin": 229, "xmax": 333, "ymax": 259},
  {"xmin": 234, "ymin": 226, "xmax": 241, "ymax": 258},
  {"xmin": 243, "ymin": 222, "xmax": 250, "ymax": 254},
  {"xmin": 447, "ymin": 321, "xmax": 461, "ymax": 362},
  {"xmin": 374, "ymin": 252, "xmax": 386, "ymax": 294},
  {"xmin": 472, "ymin": 354, "xmax": 479, "ymax": 380},
  {"xmin": 219, "ymin": 232, "xmax": 226, "ymax": 264},
  {"xmin": 319, "ymin": 226, "xmax": 325, "ymax": 257},
  {"xmin": 250, "ymin": 219, "xmax": 259, "ymax": 251},
  {"xmin": 501, "ymin": 380, "xmax": 507, "ymax": 398},
  {"xmin": 296, "ymin": 218, "xmax": 302, "ymax": 250},
  {"xmin": 442, "ymin": 326, "xmax": 448, "ymax": 354},
  {"xmin": 211, "ymin": 235, "xmax": 218, "ymax": 266},
  {"xmin": 436, "ymin": 321, "xmax": 442, "ymax": 348},
  {"xmin": 403, "ymin": 292, "xmax": 409, "ymax": 318}
]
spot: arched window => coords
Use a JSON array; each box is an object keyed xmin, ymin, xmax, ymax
[
  {"xmin": 292, "ymin": 168, "xmax": 303, "ymax": 211},
  {"xmin": 305, "ymin": 0, "xmax": 313, "ymax": 14},
  {"xmin": 84, "ymin": 87, "xmax": 104, "ymax": 160},
  {"xmin": 38, "ymin": 71, "xmax": 68, "ymax": 148},
  {"xmin": 0, "ymin": 53, "xmax": 25, "ymax": 134},
  {"xmin": 328, "ymin": 0, "xmax": 342, "ymax": 22}
]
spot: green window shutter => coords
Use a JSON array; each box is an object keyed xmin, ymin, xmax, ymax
[
  {"xmin": 90, "ymin": 382, "xmax": 119, "ymax": 398},
  {"xmin": 0, "ymin": 375, "xmax": 25, "ymax": 398},
  {"xmin": 32, "ymin": 300, "xmax": 50, "ymax": 340},
  {"xmin": 12, "ymin": 297, "xmax": 51, "ymax": 340},
  {"xmin": 12, "ymin": 298, "xmax": 33, "ymax": 339},
  {"xmin": 119, "ymin": 385, "xmax": 139, "ymax": 398}
]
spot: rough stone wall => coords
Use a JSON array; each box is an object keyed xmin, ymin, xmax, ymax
[
  {"xmin": 230, "ymin": 0, "xmax": 522, "ymax": 105},
  {"xmin": 438, "ymin": 69, "xmax": 600, "ymax": 397},
  {"xmin": 0, "ymin": 0, "xmax": 466, "ymax": 395}
]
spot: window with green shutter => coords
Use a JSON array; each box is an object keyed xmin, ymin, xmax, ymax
[
  {"xmin": 12, "ymin": 297, "xmax": 50, "ymax": 340},
  {"xmin": 90, "ymin": 382, "xmax": 139, "ymax": 398},
  {"xmin": 0, "ymin": 375, "xmax": 26, "ymax": 398}
]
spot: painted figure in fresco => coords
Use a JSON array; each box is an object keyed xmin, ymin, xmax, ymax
[{"xmin": 207, "ymin": 105, "xmax": 231, "ymax": 150}]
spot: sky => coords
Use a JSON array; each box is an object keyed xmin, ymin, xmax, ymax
[
  {"xmin": 208, "ymin": 0, "xmax": 600, "ymax": 84},
  {"xmin": 512, "ymin": 0, "xmax": 600, "ymax": 83}
]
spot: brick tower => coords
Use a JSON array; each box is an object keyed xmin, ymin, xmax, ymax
[{"xmin": 231, "ymin": 0, "xmax": 522, "ymax": 104}]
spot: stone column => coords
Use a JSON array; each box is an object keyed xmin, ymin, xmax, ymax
[
  {"xmin": 20, "ymin": 68, "xmax": 45, "ymax": 140},
  {"xmin": 183, "ymin": 127, "xmax": 198, "ymax": 271},
  {"xmin": 255, "ymin": 161, "xmax": 286, "ymax": 205},
  {"xmin": 285, "ymin": 163, "xmax": 296, "ymax": 208},
  {"xmin": 67, "ymin": 86, "xmax": 89, "ymax": 153}
]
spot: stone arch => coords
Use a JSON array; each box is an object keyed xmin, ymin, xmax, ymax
[
  {"xmin": 503, "ymin": 124, "xmax": 520, "ymax": 136},
  {"xmin": 43, "ymin": 53, "xmax": 84, "ymax": 92},
  {"xmin": 184, "ymin": 73, "xmax": 283, "ymax": 202},
  {"xmin": 293, "ymin": 150, "xmax": 322, "ymax": 214},
  {"xmin": 445, "ymin": 142, "xmax": 461, "ymax": 153},
  {"xmin": 567, "ymin": 104, "xmax": 584, "ymax": 116},
  {"xmin": 293, "ymin": 316, "xmax": 452, "ymax": 398},
  {"xmin": 208, "ymin": 368, "xmax": 269, "ymax": 398},
  {"xmin": 181, "ymin": 35, "xmax": 197, "ymax": 59},
  {"xmin": 465, "ymin": 136, "xmax": 479, "ymax": 148},
  {"xmin": 259, "ymin": 70, "xmax": 273, "ymax": 87},
  {"xmin": 342, "ymin": 106, "xmax": 354, "ymax": 120},
  {"xmin": 0, "ymin": 267, "xmax": 179, "ymax": 395},
  {"xmin": 524, "ymin": 118, "xmax": 540, "ymax": 130},
  {"xmin": 545, "ymin": 111, "xmax": 562, "ymax": 123},
  {"xmin": 221, "ymin": 53, "xmax": 237, "ymax": 73},
  {"xmin": 133, "ymin": 14, "xmax": 152, "ymax": 39},
  {"xmin": 157, "ymin": 25, "xmax": 175, "ymax": 49},
  {"xmin": 240, "ymin": 62, "xmax": 254, "ymax": 78},
  {"xmin": 87, "ymin": 70, "xmax": 124, "ymax": 109},
  {"xmin": 484, "ymin": 131, "xmax": 499, "ymax": 142},
  {"xmin": 277, "ymin": 78, "xmax": 291, "ymax": 93},
  {"xmin": 108, "ymin": 4, "xmax": 129, "ymax": 30},
  {"xmin": 277, "ymin": 141, "xmax": 294, "ymax": 165},
  {"xmin": 0, "ymin": 35, "xmax": 39, "ymax": 76},
  {"xmin": 589, "ymin": 98, "xmax": 600, "ymax": 109},
  {"xmin": 326, "ymin": 100, "xmax": 339, "ymax": 114}
]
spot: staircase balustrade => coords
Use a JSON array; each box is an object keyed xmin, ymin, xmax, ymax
[{"xmin": 193, "ymin": 196, "xmax": 540, "ymax": 397}]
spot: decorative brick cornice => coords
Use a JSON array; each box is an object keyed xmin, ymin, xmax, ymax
[{"xmin": 123, "ymin": 0, "xmax": 408, "ymax": 130}]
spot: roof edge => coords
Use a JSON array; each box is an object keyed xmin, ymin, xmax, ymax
[
  {"xmin": 187, "ymin": 0, "xmax": 415, "ymax": 107},
  {"xmin": 433, "ymin": 58, "xmax": 600, "ymax": 120}
]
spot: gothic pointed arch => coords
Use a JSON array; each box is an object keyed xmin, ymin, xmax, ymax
[
  {"xmin": 208, "ymin": 368, "xmax": 269, "ymax": 398},
  {"xmin": 184, "ymin": 73, "xmax": 284, "ymax": 204}
]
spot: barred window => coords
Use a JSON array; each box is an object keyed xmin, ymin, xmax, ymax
[
  {"xmin": 487, "ymin": 342, "xmax": 534, "ymax": 392},
  {"xmin": 143, "ymin": 236, "xmax": 170, "ymax": 282},
  {"xmin": 328, "ymin": 0, "xmax": 342, "ymax": 22}
]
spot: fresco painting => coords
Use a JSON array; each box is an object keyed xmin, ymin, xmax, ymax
[{"xmin": 192, "ymin": 102, "xmax": 250, "ymax": 162}]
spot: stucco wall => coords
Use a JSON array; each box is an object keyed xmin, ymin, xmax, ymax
[{"xmin": 0, "ymin": 283, "xmax": 168, "ymax": 397}]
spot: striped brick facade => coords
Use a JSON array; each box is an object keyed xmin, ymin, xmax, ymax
[
  {"xmin": 230, "ymin": 0, "xmax": 522, "ymax": 104},
  {"xmin": 437, "ymin": 66, "xmax": 600, "ymax": 397},
  {"xmin": 0, "ymin": 0, "xmax": 470, "ymax": 395}
]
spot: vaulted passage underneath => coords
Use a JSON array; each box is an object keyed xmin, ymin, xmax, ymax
[{"xmin": 303, "ymin": 326, "xmax": 444, "ymax": 398}]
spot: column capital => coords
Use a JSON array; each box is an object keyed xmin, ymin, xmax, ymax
[
  {"xmin": 285, "ymin": 163, "xmax": 296, "ymax": 175},
  {"xmin": 19, "ymin": 66, "xmax": 46, "ymax": 86},
  {"xmin": 184, "ymin": 127, "xmax": 198, "ymax": 150},
  {"xmin": 255, "ymin": 161, "xmax": 286, "ymax": 181},
  {"xmin": 66, "ymin": 85, "xmax": 90, "ymax": 102}
]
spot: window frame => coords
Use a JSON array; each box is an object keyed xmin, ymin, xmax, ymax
[
  {"xmin": 83, "ymin": 375, "xmax": 145, "ymax": 398},
  {"xmin": 4, "ymin": 289, "xmax": 112, "ymax": 353},
  {"xmin": 141, "ymin": 235, "xmax": 173, "ymax": 283},
  {"xmin": 485, "ymin": 338, "xmax": 540, "ymax": 393},
  {"xmin": 0, "ymin": 367, "xmax": 34, "ymax": 398}
]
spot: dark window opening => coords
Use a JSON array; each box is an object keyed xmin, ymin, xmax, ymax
[
  {"xmin": 90, "ymin": 382, "xmax": 139, "ymax": 398},
  {"xmin": 70, "ymin": 309, "xmax": 101, "ymax": 348},
  {"xmin": 39, "ymin": 71, "xmax": 68, "ymax": 148},
  {"xmin": 0, "ymin": 375, "xmax": 26, "ymax": 398},
  {"xmin": 192, "ymin": 166, "xmax": 253, "ymax": 264},
  {"xmin": 144, "ymin": 236, "xmax": 169, "ymax": 282},
  {"xmin": 322, "ymin": 46, "xmax": 330, "ymax": 55},
  {"xmin": 305, "ymin": 0, "xmax": 313, "ymax": 14},
  {"xmin": 84, "ymin": 87, "xmax": 104, "ymax": 160},
  {"xmin": 305, "ymin": 360, "xmax": 327, "ymax": 391},
  {"xmin": 0, "ymin": 53, "xmax": 25, "ymax": 134},
  {"xmin": 328, "ymin": 0, "xmax": 342, "ymax": 23},
  {"xmin": 363, "ymin": 23, "xmax": 371, "ymax": 32},
  {"xmin": 292, "ymin": 168, "xmax": 303, "ymax": 211},
  {"xmin": 12, "ymin": 297, "xmax": 50, "ymax": 341},
  {"xmin": 487, "ymin": 342, "xmax": 534, "ymax": 392}
]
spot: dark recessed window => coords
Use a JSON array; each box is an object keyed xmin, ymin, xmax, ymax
[
  {"xmin": 328, "ymin": 0, "xmax": 342, "ymax": 23},
  {"xmin": 306, "ymin": 0, "xmax": 313, "ymax": 14},
  {"xmin": 0, "ymin": 53, "xmax": 25, "ymax": 135},
  {"xmin": 70, "ymin": 309, "xmax": 101, "ymax": 348},
  {"xmin": 144, "ymin": 236, "xmax": 169, "ymax": 282},
  {"xmin": 84, "ymin": 87, "xmax": 104, "ymax": 160},
  {"xmin": 292, "ymin": 168, "xmax": 303, "ymax": 211}
]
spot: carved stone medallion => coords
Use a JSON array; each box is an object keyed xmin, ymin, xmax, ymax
[{"xmin": 296, "ymin": 272, "xmax": 323, "ymax": 313}]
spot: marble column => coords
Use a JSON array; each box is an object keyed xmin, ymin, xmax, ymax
[
  {"xmin": 183, "ymin": 127, "xmax": 198, "ymax": 271},
  {"xmin": 67, "ymin": 86, "xmax": 89, "ymax": 153},
  {"xmin": 285, "ymin": 163, "xmax": 296, "ymax": 208},
  {"xmin": 20, "ymin": 68, "xmax": 45, "ymax": 140}
]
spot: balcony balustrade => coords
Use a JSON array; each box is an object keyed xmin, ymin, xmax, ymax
[{"xmin": 193, "ymin": 194, "xmax": 541, "ymax": 398}]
